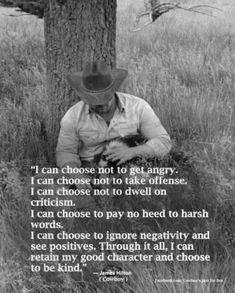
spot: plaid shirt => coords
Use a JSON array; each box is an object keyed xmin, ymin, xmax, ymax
[{"xmin": 56, "ymin": 92, "xmax": 171, "ymax": 168}]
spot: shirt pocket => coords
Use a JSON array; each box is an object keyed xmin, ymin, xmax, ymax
[
  {"xmin": 79, "ymin": 130, "xmax": 101, "ymax": 146},
  {"xmin": 115, "ymin": 121, "xmax": 139, "ymax": 137}
]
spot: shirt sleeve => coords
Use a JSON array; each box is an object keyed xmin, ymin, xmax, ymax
[
  {"xmin": 56, "ymin": 110, "xmax": 81, "ymax": 168},
  {"xmin": 139, "ymin": 101, "xmax": 172, "ymax": 157}
]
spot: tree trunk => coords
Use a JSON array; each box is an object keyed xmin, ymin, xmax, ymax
[{"xmin": 44, "ymin": 0, "xmax": 116, "ymax": 162}]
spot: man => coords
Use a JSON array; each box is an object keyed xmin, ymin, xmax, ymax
[{"xmin": 56, "ymin": 60, "xmax": 171, "ymax": 189}]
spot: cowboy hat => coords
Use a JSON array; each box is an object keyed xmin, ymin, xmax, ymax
[{"xmin": 67, "ymin": 61, "xmax": 128, "ymax": 105}]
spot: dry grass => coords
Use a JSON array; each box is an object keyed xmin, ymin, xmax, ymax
[{"xmin": 0, "ymin": 1, "xmax": 234, "ymax": 292}]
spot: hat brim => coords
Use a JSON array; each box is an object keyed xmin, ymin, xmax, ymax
[{"xmin": 67, "ymin": 68, "xmax": 128, "ymax": 105}]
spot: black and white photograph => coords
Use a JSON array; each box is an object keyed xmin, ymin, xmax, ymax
[{"xmin": 0, "ymin": 0, "xmax": 234, "ymax": 292}]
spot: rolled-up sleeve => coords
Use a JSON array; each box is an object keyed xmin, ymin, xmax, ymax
[
  {"xmin": 56, "ymin": 111, "xmax": 81, "ymax": 168},
  {"xmin": 139, "ymin": 102, "xmax": 171, "ymax": 157}
]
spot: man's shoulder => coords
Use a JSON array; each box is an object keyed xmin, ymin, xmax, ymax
[
  {"xmin": 117, "ymin": 92, "xmax": 149, "ymax": 106},
  {"xmin": 63, "ymin": 100, "xmax": 87, "ymax": 118},
  {"xmin": 67, "ymin": 100, "xmax": 86, "ymax": 112}
]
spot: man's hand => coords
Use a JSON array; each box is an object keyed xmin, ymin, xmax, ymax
[{"xmin": 104, "ymin": 145, "xmax": 136, "ymax": 165}]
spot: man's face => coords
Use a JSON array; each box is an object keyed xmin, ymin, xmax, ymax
[{"xmin": 89, "ymin": 96, "xmax": 116, "ymax": 115}]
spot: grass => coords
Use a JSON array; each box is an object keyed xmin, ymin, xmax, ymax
[{"xmin": 0, "ymin": 0, "xmax": 235, "ymax": 292}]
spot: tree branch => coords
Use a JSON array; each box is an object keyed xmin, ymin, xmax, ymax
[{"xmin": 133, "ymin": 2, "xmax": 222, "ymax": 31}]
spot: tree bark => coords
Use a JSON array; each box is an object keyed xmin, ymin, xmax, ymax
[{"xmin": 44, "ymin": 0, "xmax": 116, "ymax": 161}]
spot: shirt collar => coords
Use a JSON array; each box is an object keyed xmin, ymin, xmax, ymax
[
  {"xmin": 86, "ymin": 93, "xmax": 125, "ymax": 114},
  {"xmin": 115, "ymin": 93, "xmax": 125, "ymax": 113}
]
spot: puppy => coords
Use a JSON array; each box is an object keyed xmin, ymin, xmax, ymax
[{"xmin": 94, "ymin": 134, "xmax": 148, "ymax": 168}]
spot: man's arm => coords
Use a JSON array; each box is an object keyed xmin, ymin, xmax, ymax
[
  {"xmin": 56, "ymin": 111, "xmax": 81, "ymax": 170},
  {"xmin": 138, "ymin": 101, "xmax": 172, "ymax": 158},
  {"xmin": 56, "ymin": 111, "xmax": 93, "ymax": 192}
]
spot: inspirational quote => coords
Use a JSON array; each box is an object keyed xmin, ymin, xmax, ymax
[{"xmin": 29, "ymin": 165, "xmax": 210, "ymax": 278}]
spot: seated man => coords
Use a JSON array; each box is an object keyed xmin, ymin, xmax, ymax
[{"xmin": 56, "ymin": 60, "xmax": 171, "ymax": 189}]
